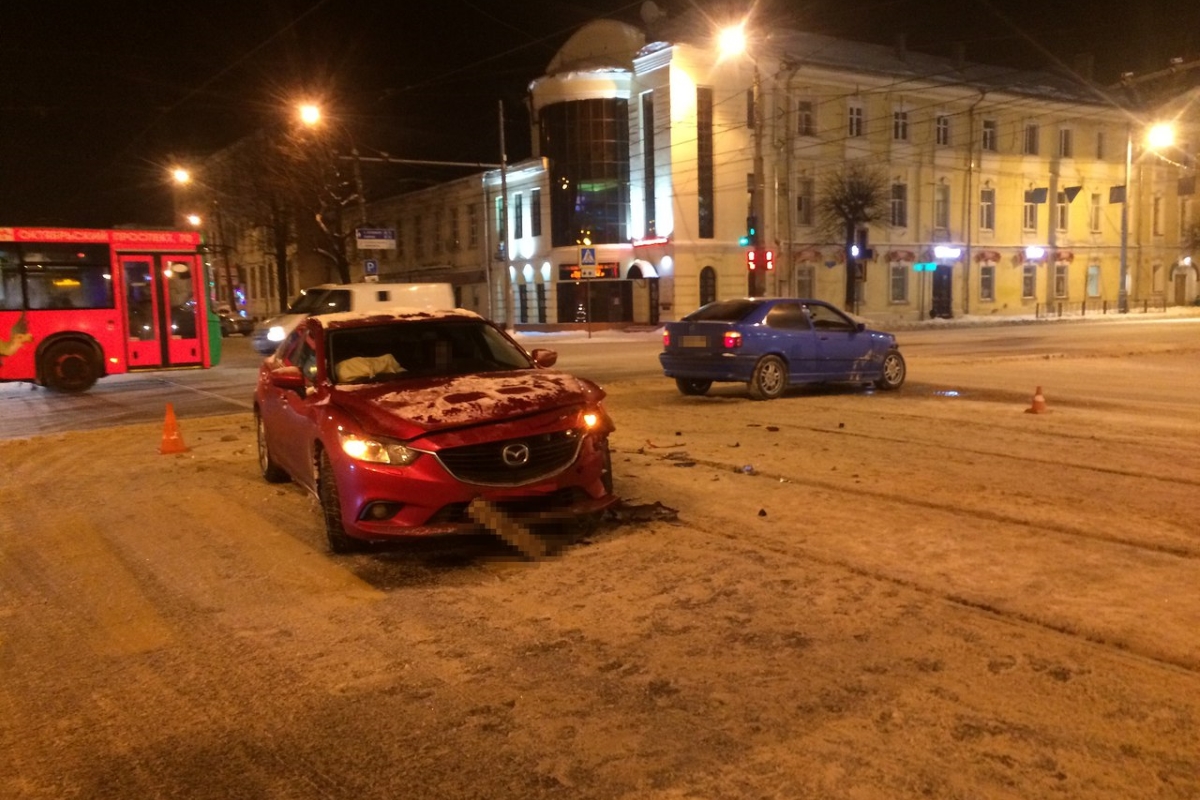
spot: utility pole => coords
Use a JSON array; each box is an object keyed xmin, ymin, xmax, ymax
[
  {"xmin": 499, "ymin": 100, "xmax": 513, "ymax": 331},
  {"xmin": 750, "ymin": 64, "xmax": 766, "ymax": 297}
]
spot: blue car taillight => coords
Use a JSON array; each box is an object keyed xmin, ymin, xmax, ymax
[{"xmin": 723, "ymin": 331, "xmax": 742, "ymax": 349}]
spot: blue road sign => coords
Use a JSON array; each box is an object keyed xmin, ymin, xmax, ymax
[
  {"xmin": 364, "ymin": 259, "xmax": 378, "ymax": 275},
  {"xmin": 579, "ymin": 247, "xmax": 597, "ymax": 266}
]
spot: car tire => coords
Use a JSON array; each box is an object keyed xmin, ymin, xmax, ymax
[
  {"xmin": 256, "ymin": 410, "xmax": 290, "ymax": 483},
  {"xmin": 599, "ymin": 438, "xmax": 614, "ymax": 496},
  {"xmin": 319, "ymin": 450, "xmax": 361, "ymax": 554},
  {"xmin": 40, "ymin": 340, "xmax": 100, "ymax": 393},
  {"xmin": 875, "ymin": 349, "xmax": 906, "ymax": 391},
  {"xmin": 748, "ymin": 355, "xmax": 787, "ymax": 400},
  {"xmin": 675, "ymin": 378, "xmax": 712, "ymax": 396}
]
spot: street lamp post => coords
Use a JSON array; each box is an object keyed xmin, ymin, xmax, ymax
[
  {"xmin": 1119, "ymin": 125, "xmax": 1133, "ymax": 313},
  {"xmin": 720, "ymin": 23, "xmax": 767, "ymax": 297},
  {"xmin": 1119, "ymin": 121, "xmax": 1178, "ymax": 313}
]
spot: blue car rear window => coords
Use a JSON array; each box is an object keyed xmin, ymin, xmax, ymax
[{"xmin": 684, "ymin": 299, "xmax": 762, "ymax": 322}]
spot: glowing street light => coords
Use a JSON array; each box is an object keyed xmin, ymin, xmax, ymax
[
  {"xmin": 298, "ymin": 103, "xmax": 321, "ymax": 127},
  {"xmin": 171, "ymin": 167, "xmax": 191, "ymax": 185},
  {"xmin": 185, "ymin": 214, "xmax": 202, "ymax": 227},
  {"xmin": 717, "ymin": 24, "xmax": 747, "ymax": 59}
]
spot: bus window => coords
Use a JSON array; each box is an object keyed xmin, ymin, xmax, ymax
[
  {"xmin": 0, "ymin": 248, "xmax": 20, "ymax": 309},
  {"xmin": 22, "ymin": 244, "xmax": 113, "ymax": 311}
]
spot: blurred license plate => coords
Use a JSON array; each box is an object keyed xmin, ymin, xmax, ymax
[{"xmin": 680, "ymin": 335, "xmax": 707, "ymax": 347}]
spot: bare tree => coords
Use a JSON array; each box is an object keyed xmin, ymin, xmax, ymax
[
  {"xmin": 199, "ymin": 124, "xmax": 358, "ymax": 313},
  {"xmin": 816, "ymin": 161, "xmax": 888, "ymax": 310}
]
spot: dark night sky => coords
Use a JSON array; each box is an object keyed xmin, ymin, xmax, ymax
[{"xmin": 2, "ymin": 0, "xmax": 1196, "ymax": 229}]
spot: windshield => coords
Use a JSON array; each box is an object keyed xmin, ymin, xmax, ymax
[
  {"xmin": 327, "ymin": 320, "xmax": 534, "ymax": 385},
  {"xmin": 683, "ymin": 299, "xmax": 763, "ymax": 322},
  {"xmin": 286, "ymin": 287, "xmax": 332, "ymax": 314}
]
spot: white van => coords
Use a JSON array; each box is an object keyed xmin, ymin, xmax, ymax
[{"xmin": 252, "ymin": 282, "xmax": 455, "ymax": 354}]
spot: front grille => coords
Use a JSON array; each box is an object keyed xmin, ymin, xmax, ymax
[{"xmin": 435, "ymin": 429, "xmax": 584, "ymax": 486}]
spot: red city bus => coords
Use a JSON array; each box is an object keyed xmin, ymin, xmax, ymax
[{"xmin": 0, "ymin": 226, "xmax": 218, "ymax": 392}]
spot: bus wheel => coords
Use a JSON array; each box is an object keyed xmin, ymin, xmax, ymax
[{"xmin": 41, "ymin": 341, "xmax": 99, "ymax": 393}]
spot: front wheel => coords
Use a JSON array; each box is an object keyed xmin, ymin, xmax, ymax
[
  {"xmin": 256, "ymin": 410, "xmax": 290, "ymax": 483},
  {"xmin": 318, "ymin": 451, "xmax": 362, "ymax": 554},
  {"xmin": 875, "ymin": 349, "xmax": 906, "ymax": 390},
  {"xmin": 40, "ymin": 340, "xmax": 100, "ymax": 393},
  {"xmin": 675, "ymin": 378, "xmax": 712, "ymax": 396},
  {"xmin": 748, "ymin": 355, "xmax": 787, "ymax": 400}
]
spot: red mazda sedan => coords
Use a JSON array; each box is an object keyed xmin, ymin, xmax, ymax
[{"xmin": 254, "ymin": 309, "xmax": 616, "ymax": 553}]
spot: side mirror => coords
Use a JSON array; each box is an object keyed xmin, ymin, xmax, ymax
[
  {"xmin": 530, "ymin": 348, "xmax": 558, "ymax": 368},
  {"xmin": 856, "ymin": 322, "xmax": 866, "ymax": 332},
  {"xmin": 269, "ymin": 366, "xmax": 306, "ymax": 391}
]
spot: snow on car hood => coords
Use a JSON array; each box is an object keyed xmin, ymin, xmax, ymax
[{"xmin": 332, "ymin": 370, "xmax": 598, "ymax": 437}]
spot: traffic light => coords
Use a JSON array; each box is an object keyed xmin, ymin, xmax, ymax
[
  {"xmin": 746, "ymin": 249, "xmax": 758, "ymax": 270},
  {"xmin": 764, "ymin": 250, "xmax": 774, "ymax": 270},
  {"xmin": 739, "ymin": 215, "xmax": 759, "ymax": 247}
]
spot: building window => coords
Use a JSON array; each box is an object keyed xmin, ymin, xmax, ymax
[
  {"xmin": 699, "ymin": 265, "xmax": 717, "ymax": 306},
  {"xmin": 468, "ymin": 203, "xmax": 479, "ymax": 249},
  {"xmin": 1022, "ymin": 264, "xmax": 1036, "ymax": 298},
  {"xmin": 449, "ymin": 207, "xmax": 460, "ymax": 251},
  {"xmin": 414, "ymin": 213, "xmax": 424, "ymax": 257},
  {"xmin": 1086, "ymin": 264, "xmax": 1101, "ymax": 297},
  {"xmin": 1059, "ymin": 128, "xmax": 1074, "ymax": 158},
  {"xmin": 892, "ymin": 110, "xmax": 909, "ymax": 141},
  {"xmin": 1152, "ymin": 196, "xmax": 1163, "ymax": 236},
  {"xmin": 1090, "ymin": 193, "xmax": 1102, "ymax": 232},
  {"xmin": 433, "ymin": 209, "xmax": 444, "ymax": 254},
  {"xmin": 494, "ymin": 197, "xmax": 504, "ymax": 257},
  {"xmin": 697, "ymin": 87, "xmax": 714, "ymax": 239},
  {"xmin": 890, "ymin": 183, "xmax": 908, "ymax": 227},
  {"xmin": 1054, "ymin": 263, "xmax": 1068, "ymax": 298},
  {"xmin": 848, "ymin": 102, "xmax": 864, "ymax": 137},
  {"xmin": 1023, "ymin": 198, "xmax": 1038, "ymax": 231},
  {"xmin": 1182, "ymin": 198, "xmax": 1194, "ymax": 239},
  {"xmin": 1096, "ymin": 130, "xmax": 1106, "ymax": 160},
  {"xmin": 797, "ymin": 100, "xmax": 815, "ymax": 136},
  {"xmin": 1056, "ymin": 191, "xmax": 1069, "ymax": 232},
  {"xmin": 889, "ymin": 263, "xmax": 908, "ymax": 303},
  {"xmin": 396, "ymin": 219, "xmax": 406, "ymax": 260},
  {"xmin": 796, "ymin": 177, "xmax": 814, "ymax": 226},
  {"xmin": 936, "ymin": 115, "xmax": 950, "ymax": 146},
  {"xmin": 642, "ymin": 92, "xmax": 656, "ymax": 237},
  {"xmin": 512, "ymin": 193, "xmax": 523, "ymax": 239},
  {"xmin": 934, "ymin": 184, "xmax": 950, "ymax": 230},
  {"xmin": 982, "ymin": 120, "xmax": 998, "ymax": 151},
  {"xmin": 539, "ymin": 97, "xmax": 630, "ymax": 247},
  {"xmin": 980, "ymin": 187, "xmax": 996, "ymax": 231},
  {"xmin": 980, "ymin": 265, "xmax": 995, "ymax": 301},
  {"xmin": 531, "ymin": 189, "xmax": 542, "ymax": 237},
  {"xmin": 1023, "ymin": 123, "xmax": 1040, "ymax": 155},
  {"xmin": 795, "ymin": 264, "xmax": 814, "ymax": 297}
]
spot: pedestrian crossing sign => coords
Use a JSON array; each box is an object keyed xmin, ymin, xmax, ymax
[{"xmin": 579, "ymin": 247, "xmax": 596, "ymax": 267}]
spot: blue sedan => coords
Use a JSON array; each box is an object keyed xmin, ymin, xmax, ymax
[{"xmin": 659, "ymin": 298, "xmax": 906, "ymax": 400}]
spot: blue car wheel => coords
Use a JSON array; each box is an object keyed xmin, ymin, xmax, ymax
[{"xmin": 749, "ymin": 355, "xmax": 787, "ymax": 400}]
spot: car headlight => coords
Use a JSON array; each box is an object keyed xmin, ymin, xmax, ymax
[
  {"xmin": 339, "ymin": 433, "xmax": 422, "ymax": 465},
  {"xmin": 267, "ymin": 325, "xmax": 286, "ymax": 343},
  {"xmin": 581, "ymin": 406, "xmax": 614, "ymax": 435}
]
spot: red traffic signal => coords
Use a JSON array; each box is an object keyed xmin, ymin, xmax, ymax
[{"xmin": 746, "ymin": 249, "xmax": 774, "ymax": 270}]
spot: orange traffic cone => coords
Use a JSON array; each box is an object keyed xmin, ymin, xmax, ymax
[
  {"xmin": 159, "ymin": 403, "xmax": 189, "ymax": 454},
  {"xmin": 1025, "ymin": 386, "xmax": 1049, "ymax": 415}
]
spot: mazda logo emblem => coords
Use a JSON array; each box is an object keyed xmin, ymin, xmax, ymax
[{"xmin": 501, "ymin": 443, "xmax": 530, "ymax": 467}]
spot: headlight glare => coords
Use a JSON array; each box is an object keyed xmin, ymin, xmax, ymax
[{"xmin": 339, "ymin": 434, "xmax": 421, "ymax": 465}]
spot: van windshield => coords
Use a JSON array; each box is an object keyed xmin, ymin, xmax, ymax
[{"xmin": 286, "ymin": 288, "xmax": 332, "ymax": 314}]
